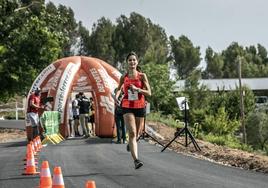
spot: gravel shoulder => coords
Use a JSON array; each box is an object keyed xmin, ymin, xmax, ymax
[
  {"xmin": 0, "ymin": 128, "xmax": 26, "ymax": 143},
  {"xmin": 146, "ymin": 121, "xmax": 268, "ymax": 174}
]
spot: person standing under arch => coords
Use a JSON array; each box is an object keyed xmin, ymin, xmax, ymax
[
  {"xmin": 116, "ymin": 52, "xmax": 151, "ymax": 169},
  {"xmin": 72, "ymin": 94, "xmax": 80, "ymax": 137},
  {"xmin": 67, "ymin": 95, "xmax": 74, "ymax": 138},
  {"xmin": 78, "ymin": 92, "xmax": 91, "ymax": 138},
  {"xmin": 89, "ymin": 97, "xmax": 96, "ymax": 136}
]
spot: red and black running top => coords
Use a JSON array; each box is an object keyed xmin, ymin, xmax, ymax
[{"xmin": 121, "ymin": 72, "xmax": 145, "ymax": 109}]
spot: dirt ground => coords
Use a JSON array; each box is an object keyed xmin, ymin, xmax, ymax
[
  {"xmin": 0, "ymin": 128, "xmax": 26, "ymax": 143},
  {"xmin": 1, "ymin": 123, "xmax": 268, "ymax": 174},
  {"xmin": 146, "ymin": 121, "xmax": 268, "ymax": 174}
]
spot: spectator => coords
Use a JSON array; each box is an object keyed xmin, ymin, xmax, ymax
[
  {"xmin": 72, "ymin": 94, "xmax": 80, "ymax": 137},
  {"xmin": 26, "ymin": 87, "xmax": 42, "ymax": 141},
  {"xmin": 113, "ymin": 89, "xmax": 126, "ymax": 144},
  {"xmin": 68, "ymin": 96, "xmax": 74, "ymax": 138},
  {"xmin": 78, "ymin": 92, "xmax": 91, "ymax": 138},
  {"xmin": 89, "ymin": 97, "xmax": 96, "ymax": 136}
]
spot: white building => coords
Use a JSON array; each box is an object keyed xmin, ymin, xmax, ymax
[{"xmin": 174, "ymin": 78, "xmax": 268, "ymax": 92}]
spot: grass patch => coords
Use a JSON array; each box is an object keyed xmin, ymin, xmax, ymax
[
  {"xmin": 201, "ymin": 133, "xmax": 253, "ymax": 152},
  {"xmin": 147, "ymin": 112, "xmax": 183, "ymax": 128}
]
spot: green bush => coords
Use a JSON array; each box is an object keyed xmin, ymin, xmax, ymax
[
  {"xmin": 202, "ymin": 134, "xmax": 226, "ymax": 145},
  {"xmin": 146, "ymin": 110, "xmax": 264, "ymax": 155},
  {"xmin": 202, "ymin": 133, "xmax": 253, "ymax": 152},
  {"xmin": 203, "ymin": 107, "xmax": 240, "ymax": 135},
  {"xmin": 245, "ymin": 111, "xmax": 268, "ymax": 150},
  {"xmin": 265, "ymin": 145, "xmax": 268, "ymax": 155}
]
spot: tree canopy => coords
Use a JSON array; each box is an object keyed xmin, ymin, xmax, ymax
[
  {"xmin": 0, "ymin": 0, "xmax": 71, "ymax": 100},
  {"xmin": 204, "ymin": 42, "xmax": 268, "ymax": 78}
]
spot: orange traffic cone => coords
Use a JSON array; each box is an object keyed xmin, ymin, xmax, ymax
[
  {"xmin": 52, "ymin": 167, "xmax": 64, "ymax": 188},
  {"xmin": 30, "ymin": 141, "xmax": 38, "ymax": 156},
  {"xmin": 85, "ymin": 180, "xmax": 96, "ymax": 188},
  {"xmin": 24, "ymin": 144, "xmax": 38, "ymax": 166},
  {"xmin": 23, "ymin": 143, "xmax": 32, "ymax": 161},
  {"xmin": 39, "ymin": 161, "xmax": 52, "ymax": 188},
  {"xmin": 37, "ymin": 136, "xmax": 43, "ymax": 150},
  {"xmin": 33, "ymin": 138, "xmax": 40, "ymax": 152},
  {"xmin": 22, "ymin": 146, "xmax": 39, "ymax": 175}
]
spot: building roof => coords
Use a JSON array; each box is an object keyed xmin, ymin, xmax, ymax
[{"xmin": 174, "ymin": 78, "xmax": 268, "ymax": 91}]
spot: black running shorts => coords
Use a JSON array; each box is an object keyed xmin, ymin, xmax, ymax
[{"xmin": 122, "ymin": 107, "xmax": 146, "ymax": 117}]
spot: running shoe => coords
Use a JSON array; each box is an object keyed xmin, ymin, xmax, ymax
[{"xmin": 134, "ymin": 159, "xmax": 143, "ymax": 169}]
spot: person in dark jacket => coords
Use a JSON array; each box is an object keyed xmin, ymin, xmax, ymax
[
  {"xmin": 114, "ymin": 89, "xmax": 126, "ymax": 144},
  {"xmin": 78, "ymin": 92, "xmax": 91, "ymax": 138},
  {"xmin": 88, "ymin": 97, "xmax": 96, "ymax": 136}
]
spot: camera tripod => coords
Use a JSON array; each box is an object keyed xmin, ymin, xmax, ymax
[
  {"xmin": 137, "ymin": 117, "xmax": 165, "ymax": 147},
  {"xmin": 161, "ymin": 100, "xmax": 201, "ymax": 152}
]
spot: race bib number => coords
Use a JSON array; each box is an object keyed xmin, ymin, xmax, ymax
[{"xmin": 128, "ymin": 89, "xmax": 138, "ymax": 101}]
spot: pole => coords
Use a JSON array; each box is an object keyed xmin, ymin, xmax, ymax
[
  {"xmin": 238, "ymin": 57, "xmax": 247, "ymax": 144},
  {"xmin": 15, "ymin": 101, "xmax": 18, "ymax": 120},
  {"xmin": 184, "ymin": 100, "xmax": 188, "ymax": 146}
]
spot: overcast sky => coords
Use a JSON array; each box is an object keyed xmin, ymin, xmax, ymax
[{"xmin": 47, "ymin": 0, "xmax": 268, "ymax": 61}]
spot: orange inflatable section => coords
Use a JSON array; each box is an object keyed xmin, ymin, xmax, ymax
[{"xmin": 25, "ymin": 56, "xmax": 121, "ymax": 138}]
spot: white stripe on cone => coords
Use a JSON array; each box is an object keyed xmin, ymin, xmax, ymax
[
  {"xmin": 37, "ymin": 138, "xmax": 42, "ymax": 149},
  {"xmin": 27, "ymin": 158, "xmax": 35, "ymax": 166},
  {"xmin": 52, "ymin": 174, "xmax": 64, "ymax": 185},
  {"xmin": 41, "ymin": 168, "xmax": 51, "ymax": 177},
  {"xmin": 31, "ymin": 143, "xmax": 36, "ymax": 154},
  {"xmin": 34, "ymin": 140, "xmax": 38, "ymax": 150}
]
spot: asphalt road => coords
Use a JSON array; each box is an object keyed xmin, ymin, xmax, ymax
[
  {"xmin": 0, "ymin": 137, "xmax": 267, "ymax": 188},
  {"xmin": 0, "ymin": 120, "xmax": 25, "ymax": 130}
]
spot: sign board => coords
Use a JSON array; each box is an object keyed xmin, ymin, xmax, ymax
[{"xmin": 176, "ymin": 97, "xmax": 189, "ymax": 110}]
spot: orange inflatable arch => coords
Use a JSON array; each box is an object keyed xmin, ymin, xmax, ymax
[{"xmin": 26, "ymin": 56, "xmax": 121, "ymax": 138}]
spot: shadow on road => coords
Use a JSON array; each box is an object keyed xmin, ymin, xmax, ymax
[
  {"xmin": 49, "ymin": 137, "xmax": 114, "ymax": 147},
  {"xmin": 85, "ymin": 137, "xmax": 113, "ymax": 145},
  {"xmin": 0, "ymin": 175, "xmax": 39, "ymax": 181},
  {"xmin": 0, "ymin": 140, "xmax": 27, "ymax": 148}
]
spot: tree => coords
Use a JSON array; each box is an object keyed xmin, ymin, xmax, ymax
[
  {"xmin": 170, "ymin": 35, "xmax": 201, "ymax": 79},
  {"xmin": 0, "ymin": 0, "xmax": 67, "ymax": 100},
  {"xmin": 203, "ymin": 43, "xmax": 268, "ymax": 78},
  {"xmin": 76, "ymin": 21, "xmax": 90, "ymax": 56},
  {"xmin": 221, "ymin": 42, "xmax": 244, "ymax": 78},
  {"xmin": 87, "ymin": 17, "xmax": 115, "ymax": 64},
  {"xmin": 204, "ymin": 107, "xmax": 240, "ymax": 136},
  {"xmin": 225, "ymin": 87, "xmax": 255, "ymax": 120},
  {"xmin": 204, "ymin": 47, "xmax": 224, "ymax": 78},
  {"xmin": 45, "ymin": 3, "xmax": 78, "ymax": 56},
  {"xmin": 143, "ymin": 22, "xmax": 169, "ymax": 65},
  {"xmin": 183, "ymin": 70, "xmax": 210, "ymax": 124},
  {"xmin": 257, "ymin": 43, "xmax": 268, "ymax": 64},
  {"xmin": 113, "ymin": 12, "xmax": 151, "ymax": 66},
  {"xmin": 205, "ymin": 86, "xmax": 255, "ymax": 121},
  {"xmin": 141, "ymin": 63, "xmax": 177, "ymax": 114},
  {"xmin": 246, "ymin": 111, "xmax": 268, "ymax": 150}
]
